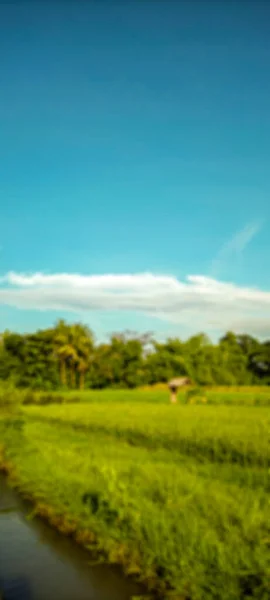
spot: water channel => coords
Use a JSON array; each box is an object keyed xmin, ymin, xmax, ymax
[{"xmin": 0, "ymin": 474, "xmax": 142, "ymax": 600}]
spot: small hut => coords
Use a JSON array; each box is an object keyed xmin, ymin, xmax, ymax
[{"xmin": 168, "ymin": 377, "xmax": 191, "ymax": 403}]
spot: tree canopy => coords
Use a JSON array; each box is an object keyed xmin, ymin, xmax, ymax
[{"xmin": 0, "ymin": 321, "xmax": 269, "ymax": 389}]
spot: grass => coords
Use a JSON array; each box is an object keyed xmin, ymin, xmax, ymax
[
  {"xmin": 1, "ymin": 382, "xmax": 269, "ymax": 407},
  {"xmin": 25, "ymin": 403, "xmax": 270, "ymax": 467},
  {"xmin": 0, "ymin": 389, "xmax": 270, "ymax": 599}
]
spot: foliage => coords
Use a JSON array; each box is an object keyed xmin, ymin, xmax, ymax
[
  {"xmin": 1, "ymin": 399, "xmax": 269, "ymax": 599},
  {"xmin": 53, "ymin": 320, "xmax": 94, "ymax": 389},
  {"xmin": 0, "ymin": 322, "xmax": 269, "ymax": 390},
  {"xmin": 185, "ymin": 386, "xmax": 207, "ymax": 404},
  {"xmin": 0, "ymin": 381, "xmax": 23, "ymax": 413}
]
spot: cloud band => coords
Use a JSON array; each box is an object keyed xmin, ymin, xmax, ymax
[{"xmin": 0, "ymin": 271, "xmax": 270, "ymax": 337}]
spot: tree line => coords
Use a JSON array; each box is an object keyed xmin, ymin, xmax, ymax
[{"xmin": 0, "ymin": 320, "xmax": 269, "ymax": 389}]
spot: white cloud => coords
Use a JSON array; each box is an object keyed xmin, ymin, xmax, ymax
[
  {"xmin": 211, "ymin": 220, "xmax": 263, "ymax": 276},
  {"xmin": 0, "ymin": 271, "xmax": 270, "ymax": 338}
]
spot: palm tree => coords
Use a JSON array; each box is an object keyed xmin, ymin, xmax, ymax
[
  {"xmin": 77, "ymin": 357, "xmax": 88, "ymax": 390},
  {"xmin": 70, "ymin": 323, "xmax": 94, "ymax": 389},
  {"xmin": 66, "ymin": 345, "xmax": 78, "ymax": 388},
  {"xmin": 54, "ymin": 320, "xmax": 75, "ymax": 387},
  {"xmin": 54, "ymin": 321, "xmax": 94, "ymax": 389}
]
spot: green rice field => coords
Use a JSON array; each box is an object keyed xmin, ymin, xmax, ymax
[{"xmin": 0, "ymin": 388, "xmax": 269, "ymax": 599}]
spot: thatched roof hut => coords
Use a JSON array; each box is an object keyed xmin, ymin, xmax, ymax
[
  {"xmin": 168, "ymin": 377, "xmax": 191, "ymax": 390},
  {"xmin": 168, "ymin": 377, "xmax": 192, "ymax": 403}
]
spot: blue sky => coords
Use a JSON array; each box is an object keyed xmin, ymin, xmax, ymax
[{"xmin": 0, "ymin": 1, "xmax": 270, "ymax": 340}]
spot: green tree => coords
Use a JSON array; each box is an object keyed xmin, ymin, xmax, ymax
[
  {"xmin": 0, "ymin": 322, "xmax": 269, "ymax": 390},
  {"xmin": 54, "ymin": 320, "xmax": 94, "ymax": 388},
  {"xmin": 54, "ymin": 320, "xmax": 74, "ymax": 386},
  {"xmin": 70, "ymin": 323, "xmax": 94, "ymax": 389}
]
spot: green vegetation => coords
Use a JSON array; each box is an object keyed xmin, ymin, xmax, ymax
[
  {"xmin": 0, "ymin": 321, "xmax": 269, "ymax": 597},
  {"xmin": 0, "ymin": 322, "xmax": 270, "ymax": 389},
  {"xmin": 1, "ymin": 382, "xmax": 270, "ymax": 408},
  {"xmin": 0, "ymin": 393, "xmax": 269, "ymax": 599},
  {"xmin": 24, "ymin": 403, "xmax": 270, "ymax": 467}
]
